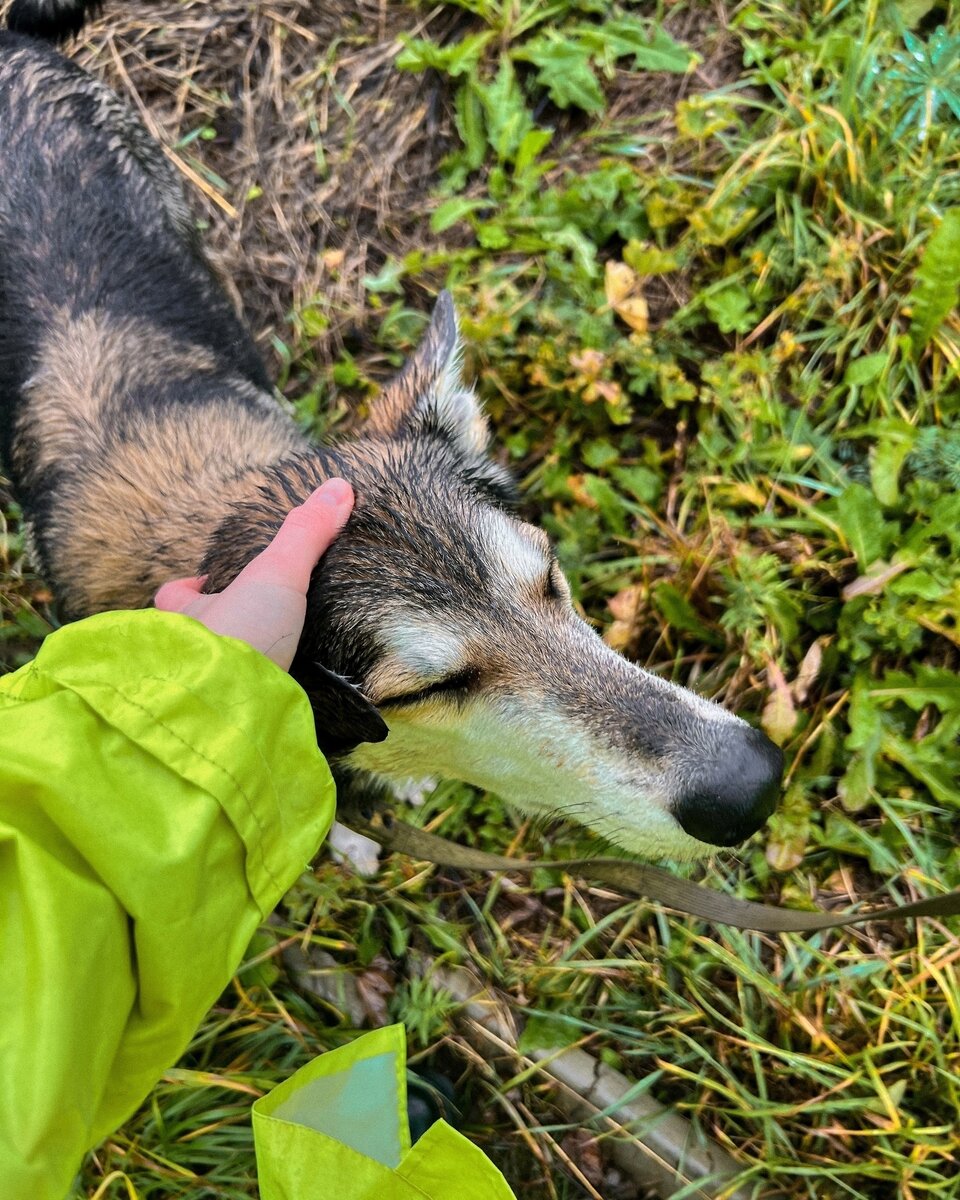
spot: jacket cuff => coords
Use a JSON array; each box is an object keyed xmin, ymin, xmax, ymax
[{"xmin": 14, "ymin": 608, "xmax": 336, "ymax": 914}]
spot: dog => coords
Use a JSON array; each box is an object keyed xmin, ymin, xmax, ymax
[{"xmin": 0, "ymin": 0, "xmax": 783, "ymax": 861}]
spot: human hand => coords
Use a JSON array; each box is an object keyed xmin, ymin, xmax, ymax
[{"xmin": 154, "ymin": 478, "xmax": 354, "ymax": 671}]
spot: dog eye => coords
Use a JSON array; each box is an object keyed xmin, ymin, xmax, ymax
[{"xmin": 379, "ymin": 667, "xmax": 480, "ymax": 709}]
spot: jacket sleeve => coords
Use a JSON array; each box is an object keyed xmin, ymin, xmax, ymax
[{"xmin": 0, "ymin": 609, "xmax": 337, "ymax": 1200}]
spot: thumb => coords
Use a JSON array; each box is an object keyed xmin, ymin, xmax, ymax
[{"xmin": 234, "ymin": 478, "xmax": 354, "ymax": 593}]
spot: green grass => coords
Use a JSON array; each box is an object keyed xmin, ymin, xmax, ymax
[{"xmin": 4, "ymin": 0, "xmax": 960, "ymax": 1196}]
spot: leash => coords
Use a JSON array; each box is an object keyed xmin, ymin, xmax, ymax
[{"xmin": 340, "ymin": 805, "xmax": 960, "ymax": 933}]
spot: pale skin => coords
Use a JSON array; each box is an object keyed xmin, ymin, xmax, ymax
[{"xmin": 154, "ymin": 477, "xmax": 354, "ymax": 670}]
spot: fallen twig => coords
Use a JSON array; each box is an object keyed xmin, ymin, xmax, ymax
[{"xmin": 419, "ymin": 957, "xmax": 781, "ymax": 1200}]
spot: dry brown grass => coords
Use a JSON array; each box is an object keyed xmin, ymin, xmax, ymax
[
  {"xmin": 47, "ymin": 0, "xmax": 742, "ymax": 365},
  {"xmin": 64, "ymin": 0, "xmax": 462, "ymax": 368}
]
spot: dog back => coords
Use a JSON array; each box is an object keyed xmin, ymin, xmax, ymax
[{"xmin": 0, "ymin": 34, "xmax": 307, "ymax": 614}]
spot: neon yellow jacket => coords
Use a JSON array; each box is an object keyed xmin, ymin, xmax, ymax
[{"xmin": 0, "ymin": 610, "xmax": 515, "ymax": 1200}]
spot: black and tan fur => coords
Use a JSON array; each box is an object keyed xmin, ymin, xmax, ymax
[{"xmin": 0, "ymin": 2, "xmax": 783, "ymax": 859}]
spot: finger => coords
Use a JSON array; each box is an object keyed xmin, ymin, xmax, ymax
[
  {"xmin": 154, "ymin": 576, "xmax": 207, "ymax": 611},
  {"xmin": 237, "ymin": 478, "xmax": 354, "ymax": 593}
]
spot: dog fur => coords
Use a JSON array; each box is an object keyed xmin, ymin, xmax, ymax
[{"xmin": 0, "ymin": 6, "xmax": 783, "ymax": 860}]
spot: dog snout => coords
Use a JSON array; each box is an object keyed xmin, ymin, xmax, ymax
[{"xmin": 671, "ymin": 726, "xmax": 783, "ymax": 848}]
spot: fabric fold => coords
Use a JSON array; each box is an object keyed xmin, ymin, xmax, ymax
[{"xmin": 254, "ymin": 1025, "xmax": 517, "ymax": 1200}]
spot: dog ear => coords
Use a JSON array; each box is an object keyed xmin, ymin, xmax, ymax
[
  {"xmin": 293, "ymin": 660, "xmax": 389, "ymax": 758},
  {"xmin": 366, "ymin": 290, "xmax": 489, "ymax": 455}
]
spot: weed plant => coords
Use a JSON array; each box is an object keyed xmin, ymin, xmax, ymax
[{"xmin": 2, "ymin": 0, "xmax": 960, "ymax": 1196}]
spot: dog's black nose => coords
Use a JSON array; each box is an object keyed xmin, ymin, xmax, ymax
[{"xmin": 671, "ymin": 726, "xmax": 783, "ymax": 847}]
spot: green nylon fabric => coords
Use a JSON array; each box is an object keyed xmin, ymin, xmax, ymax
[
  {"xmin": 254, "ymin": 1024, "xmax": 517, "ymax": 1200},
  {"xmin": 0, "ymin": 610, "xmax": 519, "ymax": 1200},
  {"xmin": 0, "ymin": 610, "xmax": 336, "ymax": 1200}
]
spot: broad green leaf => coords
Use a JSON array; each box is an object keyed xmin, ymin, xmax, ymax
[
  {"xmin": 610, "ymin": 464, "xmax": 661, "ymax": 504},
  {"xmin": 688, "ymin": 201, "xmax": 759, "ymax": 247},
  {"xmin": 657, "ymin": 360, "xmax": 697, "ymax": 408},
  {"xmin": 476, "ymin": 59, "xmax": 532, "ymax": 160},
  {"xmin": 765, "ymin": 783, "xmax": 810, "ymax": 870},
  {"xmin": 430, "ymin": 197, "xmax": 491, "ymax": 233},
  {"xmin": 514, "ymin": 128, "xmax": 553, "ymax": 177},
  {"xmin": 454, "ymin": 81, "xmax": 487, "ymax": 169},
  {"xmin": 476, "ymin": 222, "xmax": 511, "ymax": 249},
  {"xmin": 897, "ymin": 0, "xmax": 938, "ymax": 27},
  {"xmin": 623, "ymin": 240, "xmax": 680, "ymax": 275},
  {"xmin": 396, "ymin": 31, "xmax": 492, "ymax": 77},
  {"xmin": 882, "ymin": 733, "xmax": 960, "ymax": 806},
  {"xmin": 517, "ymin": 34, "xmax": 606, "ymax": 112},
  {"xmin": 581, "ymin": 474, "xmax": 628, "ymax": 534},
  {"xmin": 838, "ymin": 752, "xmax": 875, "ymax": 813},
  {"xmin": 383, "ymin": 907, "xmax": 409, "ymax": 957},
  {"xmin": 889, "ymin": 568, "xmax": 949, "ymax": 600},
  {"xmin": 907, "ymin": 208, "xmax": 960, "ymax": 351},
  {"xmin": 836, "ymin": 483, "xmax": 891, "ymax": 568},
  {"xmin": 543, "ymin": 223, "xmax": 599, "ymax": 280},
  {"xmin": 582, "ymin": 438, "xmax": 620, "ymax": 469},
  {"xmin": 363, "ymin": 259, "xmax": 405, "ymax": 295},
  {"xmin": 576, "ymin": 19, "xmax": 696, "ymax": 73},
  {"xmin": 651, "ymin": 582, "xmax": 723, "ymax": 645},
  {"xmin": 871, "ymin": 438, "xmax": 914, "ymax": 506},
  {"xmin": 518, "ymin": 1013, "xmax": 580, "ymax": 1055},
  {"xmin": 840, "ymin": 680, "xmax": 882, "ymax": 811},
  {"xmin": 675, "ymin": 96, "xmax": 738, "ymax": 138},
  {"xmin": 871, "ymin": 666, "xmax": 960, "ymax": 714},
  {"xmin": 843, "ymin": 353, "xmax": 887, "ymax": 387},
  {"xmin": 619, "ymin": 22, "xmax": 698, "ymax": 72},
  {"xmin": 857, "ymin": 418, "xmax": 918, "ymax": 506},
  {"xmin": 819, "ymin": 812, "xmax": 892, "ymax": 871},
  {"xmin": 703, "ymin": 280, "xmax": 757, "ymax": 334}
]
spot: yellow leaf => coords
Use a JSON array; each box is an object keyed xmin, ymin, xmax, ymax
[
  {"xmin": 765, "ymin": 835, "xmax": 805, "ymax": 873},
  {"xmin": 793, "ymin": 638, "xmax": 826, "ymax": 703},
  {"xmin": 604, "ymin": 620, "xmax": 633, "ymax": 652},
  {"xmin": 607, "ymin": 584, "xmax": 644, "ymax": 623},
  {"xmin": 604, "ymin": 260, "xmax": 636, "ymax": 305},
  {"xmin": 584, "ymin": 379, "xmax": 623, "ymax": 405},
  {"xmin": 569, "ymin": 348, "xmax": 605, "ymax": 379},
  {"xmin": 605, "ymin": 261, "xmax": 649, "ymax": 333},
  {"xmin": 615, "ymin": 295, "xmax": 649, "ymax": 333},
  {"xmin": 322, "ymin": 248, "xmax": 345, "ymax": 271},
  {"xmin": 762, "ymin": 657, "xmax": 797, "ymax": 746},
  {"xmin": 714, "ymin": 481, "xmax": 768, "ymax": 507}
]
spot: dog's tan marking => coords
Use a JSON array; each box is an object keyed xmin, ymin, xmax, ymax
[
  {"xmin": 15, "ymin": 310, "xmax": 306, "ymax": 613},
  {"xmin": 366, "ymin": 616, "xmax": 469, "ymax": 701},
  {"xmin": 40, "ymin": 403, "xmax": 306, "ymax": 613},
  {"xmin": 17, "ymin": 309, "xmax": 217, "ymax": 471}
]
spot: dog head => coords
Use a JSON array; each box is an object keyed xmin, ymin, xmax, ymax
[{"xmin": 209, "ymin": 294, "xmax": 782, "ymax": 860}]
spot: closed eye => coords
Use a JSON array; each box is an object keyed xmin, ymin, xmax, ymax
[{"xmin": 378, "ymin": 667, "xmax": 480, "ymax": 709}]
